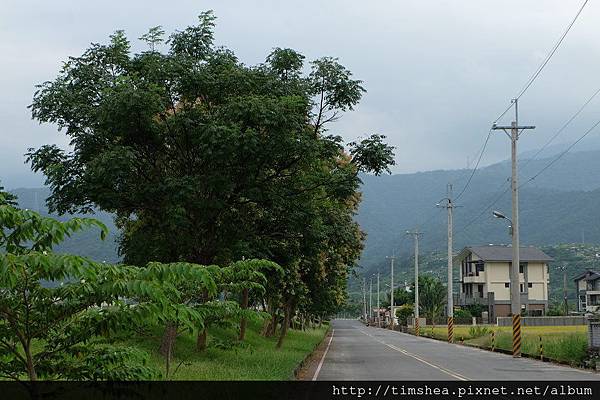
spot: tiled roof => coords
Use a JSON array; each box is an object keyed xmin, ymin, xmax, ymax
[{"xmin": 457, "ymin": 245, "xmax": 553, "ymax": 262}]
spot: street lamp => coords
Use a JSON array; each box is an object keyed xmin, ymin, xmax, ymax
[{"xmin": 493, "ymin": 210, "xmax": 513, "ymax": 236}]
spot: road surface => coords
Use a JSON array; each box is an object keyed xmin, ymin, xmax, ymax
[{"xmin": 314, "ymin": 319, "xmax": 600, "ymax": 380}]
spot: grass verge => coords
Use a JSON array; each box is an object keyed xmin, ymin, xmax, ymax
[
  {"xmin": 117, "ymin": 320, "xmax": 329, "ymax": 380},
  {"xmin": 418, "ymin": 325, "xmax": 587, "ymax": 366}
]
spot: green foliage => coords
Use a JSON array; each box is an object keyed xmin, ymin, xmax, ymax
[
  {"xmin": 0, "ymin": 202, "xmax": 159, "ymax": 381},
  {"xmin": 349, "ymin": 134, "xmax": 396, "ymax": 176},
  {"xmin": 454, "ymin": 308, "xmax": 472, "ymax": 319},
  {"xmin": 466, "ymin": 304, "xmax": 483, "ymax": 318},
  {"xmin": 395, "ymin": 304, "xmax": 414, "ymax": 326},
  {"xmin": 546, "ymin": 302, "xmax": 567, "ymax": 316},
  {"xmin": 26, "ymin": 11, "xmax": 395, "ymax": 343},
  {"xmin": 468, "ymin": 325, "xmax": 490, "ymax": 338},
  {"xmin": 388, "ymin": 287, "xmax": 413, "ymax": 307},
  {"xmin": 418, "ymin": 275, "xmax": 446, "ymax": 323}
]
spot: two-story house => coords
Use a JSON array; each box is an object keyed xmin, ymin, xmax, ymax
[
  {"xmin": 574, "ymin": 270, "xmax": 600, "ymax": 313},
  {"xmin": 455, "ymin": 245, "xmax": 552, "ymax": 320}
]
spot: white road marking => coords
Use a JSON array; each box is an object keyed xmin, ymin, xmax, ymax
[
  {"xmin": 312, "ymin": 329, "xmax": 335, "ymax": 381},
  {"xmin": 358, "ymin": 328, "xmax": 469, "ymax": 381}
]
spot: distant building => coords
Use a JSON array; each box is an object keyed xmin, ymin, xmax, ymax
[
  {"xmin": 455, "ymin": 245, "xmax": 552, "ymax": 320},
  {"xmin": 574, "ymin": 270, "xmax": 600, "ymax": 313}
]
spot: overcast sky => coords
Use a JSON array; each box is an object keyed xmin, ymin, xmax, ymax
[{"xmin": 2, "ymin": 0, "xmax": 600, "ymax": 189}]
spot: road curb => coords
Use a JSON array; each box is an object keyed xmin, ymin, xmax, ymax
[{"xmin": 292, "ymin": 324, "xmax": 332, "ymax": 380}]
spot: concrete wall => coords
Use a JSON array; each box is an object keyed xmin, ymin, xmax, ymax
[
  {"xmin": 588, "ymin": 316, "xmax": 600, "ymax": 349},
  {"xmin": 497, "ymin": 316, "xmax": 585, "ymax": 326}
]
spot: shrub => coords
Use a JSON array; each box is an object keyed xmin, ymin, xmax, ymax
[
  {"xmin": 396, "ymin": 304, "xmax": 414, "ymax": 326},
  {"xmin": 468, "ymin": 326, "xmax": 490, "ymax": 338}
]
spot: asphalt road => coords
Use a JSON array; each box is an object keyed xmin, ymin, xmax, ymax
[{"xmin": 314, "ymin": 319, "xmax": 600, "ymax": 380}]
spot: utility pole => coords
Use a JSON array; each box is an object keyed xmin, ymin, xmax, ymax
[
  {"xmin": 558, "ymin": 265, "xmax": 568, "ymax": 316},
  {"xmin": 437, "ymin": 183, "xmax": 457, "ymax": 343},
  {"xmin": 406, "ymin": 230, "xmax": 423, "ymax": 336},
  {"xmin": 386, "ymin": 255, "xmax": 396, "ymax": 330},
  {"xmin": 492, "ymin": 98, "xmax": 535, "ymax": 357},
  {"xmin": 377, "ymin": 272, "xmax": 381, "ymax": 327},
  {"xmin": 362, "ymin": 277, "xmax": 367, "ymax": 323},
  {"xmin": 369, "ymin": 276, "xmax": 373, "ymax": 323}
]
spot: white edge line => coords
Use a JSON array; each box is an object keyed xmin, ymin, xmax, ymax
[
  {"xmin": 312, "ymin": 329, "xmax": 335, "ymax": 381},
  {"xmin": 359, "ymin": 329, "xmax": 469, "ymax": 381}
]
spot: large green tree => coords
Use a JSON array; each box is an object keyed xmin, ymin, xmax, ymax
[{"xmin": 27, "ymin": 12, "xmax": 395, "ymax": 343}]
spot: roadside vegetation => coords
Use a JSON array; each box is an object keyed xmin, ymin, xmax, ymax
[
  {"xmin": 1, "ymin": 11, "xmax": 393, "ymax": 381},
  {"xmin": 118, "ymin": 320, "xmax": 328, "ymax": 380},
  {"xmin": 421, "ymin": 325, "xmax": 587, "ymax": 365}
]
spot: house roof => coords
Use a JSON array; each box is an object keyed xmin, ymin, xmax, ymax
[
  {"xmin": 573, "ymin": 270, "xmax": 600, "ymax": 282},
  {"xmin": 456, "ymin": 245, "xmax": 553, "ymax": 263}
]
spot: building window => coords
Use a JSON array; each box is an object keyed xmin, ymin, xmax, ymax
[
  {"xmin": 519, "ymin": 263, "xmax": 528, "ymax": 274},
  {"xmin": 475, "ymin": 261, "xmax": 484, "ymax": 276},
  {"xmin": 520, "ymin": 283, "xmax": 524, "ymax": 293},
  {"xmin": 504, "ymin": 283, "xmax": 510, "ymax": 288},
  {"xmin": 528, "ymin": 282, "xmax": 533, "ymax": 288}
]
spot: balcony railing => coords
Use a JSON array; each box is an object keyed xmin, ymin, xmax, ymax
[{"xmin": 456, "ymin": 293, "xmax": 487, "ymax": 306}]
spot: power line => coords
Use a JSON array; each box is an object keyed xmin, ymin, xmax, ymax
[
  {"xmin": 412, "ymin": 0, "xmax": 589, "ymax": 243},
  {"xmin": 454, "ymin": 181, "xmax": 510, "ymax": 239},
  {"xmin": 456, "ymin": 85, "xmax": 600, "ymax": 235},
  {"xmin": 520, "ymin": 117, "xmax": 600, "ymax": 188},
  {"xmin": 454, "ymin": 128, "xmax": 492, "ymax": 201},
  {"xmin": 457, "ymin": 115, "xmax": 600, "ymax": 236},
  {"xmin": 453, "ymin": 0, "xmax": 590, "ymax": 235},
  {"xmin": 521, "ymin": 85, "xmax": 600, "ymax": 171},
  {"xmin": 515, "ymin": 0, "xmax": 589, "ymax": 100}
]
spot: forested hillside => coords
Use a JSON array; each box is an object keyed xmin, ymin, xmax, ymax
[
  {"xmin": 10, "ymin": 188, "xmax": 120, "ymax": 262},
  {"xmin": 11, "ymin": 149, "xmax": 600, "ymax": 271},
  {"xmin": 357, "ymin": 149, "xmax": 600, "ymax": 270}
]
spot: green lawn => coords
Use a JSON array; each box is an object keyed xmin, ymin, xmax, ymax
[
  {"xmin": 117, "ymin": 320, "xmax": 328, "ymax": 380},
  {"xmin": 420, "ymin": 325, "xmax": 587, "ymax": 366}
]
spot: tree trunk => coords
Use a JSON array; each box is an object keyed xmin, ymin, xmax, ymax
[
  {"xmin": 262, "ymin": 308, "xmax": 277, "ymax": 337},
  {"xmin": 270, "ymin": 312, "xmax": 279, "ymax": 336},
  {"xmin": 24, "ymin": 343, "xmax": 37, "ymax": 381},
  {"xmin": 239, "ymin": 288, "xmax": 249, "ymax": 341},
  {"xmin": 276, "ymin": 301, "xmax": 292, "ymax": 349},
  {"xmin": 197, "ymin": 328, "xmax": 207, "ymax": 351},
  {"xmin": 159, "ymin": 322, "xmax": 177, "ymax": 360}
]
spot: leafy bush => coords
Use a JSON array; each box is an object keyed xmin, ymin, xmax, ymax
[
  {"xmin": 454, "ymin": 308, "xmax": 472, "ymax": 319},
  {"xmin": 396, "ymin": 304, "xmax": 414, "ymax": 326},
  {"xmin": 466, "ymin": 304, "xmax": 484, "ymax": 317},
  {"xmin": 468, "ymin": 326, "xmax": 491, "ymax": 338}
]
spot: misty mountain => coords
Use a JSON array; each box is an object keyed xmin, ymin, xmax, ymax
[
  {"xmin": 6, "ymin": 149, "xmax": 600, "ymax": 271},
  {"xmin": 9, "ymin": 188, "xmax": 120, "ymax": 263},
  {"xmin": 357, "ymin": 149, "xmax": 600, "ymax": 273}
]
